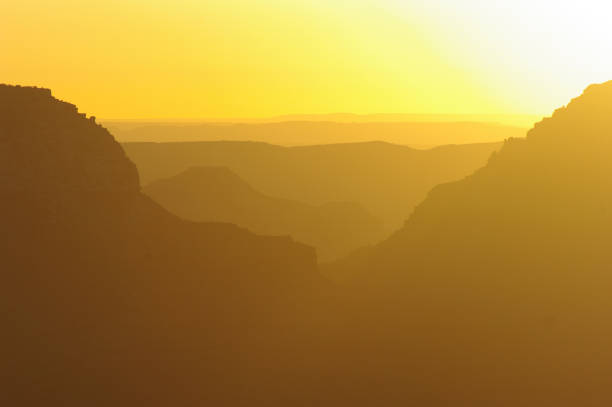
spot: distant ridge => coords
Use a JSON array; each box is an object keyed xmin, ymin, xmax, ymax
[
  {"xmin": 103, "ymin": 113, "xmax": 541, "ymax": 128},
  {"xmin": 107, "ymin": 120, "xmax": 526, "ymax": 147},
  {"xmin": 124, "ymin": 140, "xmax": 502, "ymax": 230},
  {"xmin": 143, "ymin": 166, "xmax": 384, "ymax": 261}
]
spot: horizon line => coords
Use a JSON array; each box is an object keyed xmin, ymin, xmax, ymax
[{"xmin": 100, "ymin": 112, "xmax": 544, "ymax": 124}]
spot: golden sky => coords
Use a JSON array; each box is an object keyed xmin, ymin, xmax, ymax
[{"xmin": 2, "ymin": 0, "xmax": 611, "ymax": 119}]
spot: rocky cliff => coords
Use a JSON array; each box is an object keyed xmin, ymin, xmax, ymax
[{"xmin": 0, "ymin": 85, "xmax": 325, "ymax": 406}]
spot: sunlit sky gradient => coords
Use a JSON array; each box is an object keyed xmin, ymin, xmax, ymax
[{"xmin": 2, "ymin": 0, "xmax": 611, "ymax": 119}]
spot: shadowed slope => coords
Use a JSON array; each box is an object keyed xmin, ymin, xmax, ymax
[
  {"xmin": 0, "ymin": 85, "xmax": 330, "ymax": 406},
  {"xmin": 324, "ymin": 81, "xmax": 612, "ymax": 405},
  {"xmin": 143, "ymin": 166, "xmax": 383, "ymax": 261},
  {"xmin": 7, "ymin": 81, "xmax": 612, "ymax": 406}
]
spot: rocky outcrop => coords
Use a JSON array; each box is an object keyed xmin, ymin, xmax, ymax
[{"xmin": 0, "ymin": 85, "xmax": 138, "ymax": 192}]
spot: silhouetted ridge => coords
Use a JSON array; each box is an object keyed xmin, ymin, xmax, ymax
[
  {"xmin": 330, "ymin": 81, "xmax": 612, "ymax": 283},
  {"xmin": 0, "ymin": 84, "xmax": 327, "ymax": 407},
  {"xmin": 143, "ymin": 165, "xmax": 384, "ymax": 261},
  {"xmin": 10, "ymin": 81, "xmax": 612, "ymax": 406},
  {"xmin": 172, "ymin": 165, "xmax": 258, "ymax": 192},
  {"xmin": 323, "ymin": 80, "xmax": 612, "ymax": 404},
  {"xmin": 124, "ymin": 139, "xmax": 502, "ymax": 230},
  {"xmin": 0, "ymin": 85, "xmax": 138, "ymax": 192},
  {"xmin": 108, "ymin": 119, "xmax": 526, "ymax": 147}
]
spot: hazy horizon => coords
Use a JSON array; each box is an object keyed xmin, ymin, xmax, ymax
[{"xmin": 100, "ymin": 112, "xmax": 542, "ymax": 128}]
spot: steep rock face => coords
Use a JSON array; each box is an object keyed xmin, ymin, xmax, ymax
[
  {"xmin": 0, "ymin": 85, "xmax": 316, "ymax": 281},
  {"xmin": 143, "ymin": 166, "xmax": 384, "ymax": 261},
  {"xmin": 0, "ymin": 85, "xmax": 325, "ymax": 407},
  {"xmin": 324, "ymin": 81, "xmax": 612, "ymax": 405},
  {"xmin": 334, "ymin": 81, "xmax": 612, "ymax": 284},
  {"xmin": 0, "ymin": 85, "xmax": 139, "ymax": 192}
]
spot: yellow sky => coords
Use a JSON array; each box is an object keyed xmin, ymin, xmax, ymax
[{"xmin": 2, "ymin": 0, "xmax": 611, "ymax": 119}]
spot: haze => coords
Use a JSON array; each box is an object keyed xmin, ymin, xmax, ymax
[{"xmin": 5, "ymin": 1, "xmax": 612, "ymax": 405}]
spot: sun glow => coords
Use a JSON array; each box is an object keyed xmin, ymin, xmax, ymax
[
  {"xmin": 2, "ymin": 0, "xmax": 611, "ymax": 119},
  {"xmin": 392, "ymin": 0, "xmax": 612, "ymax": 113}
]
